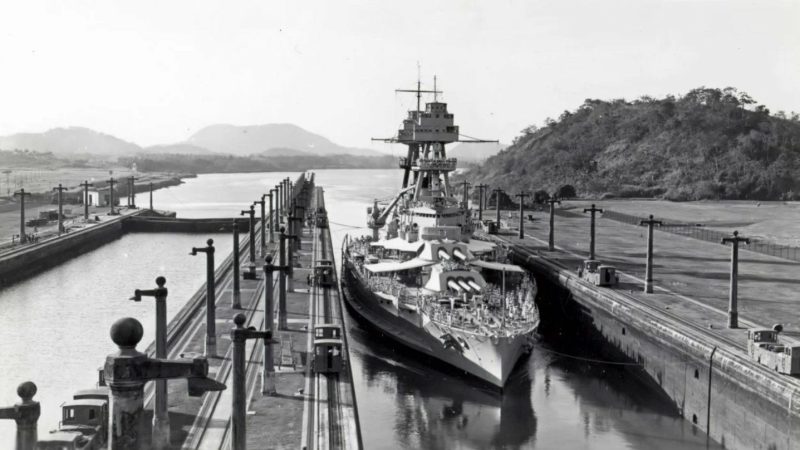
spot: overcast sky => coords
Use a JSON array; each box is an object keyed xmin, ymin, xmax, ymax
[{"xmin": 0, "ymin": 0, "xmax": 797, "ymax": 151}]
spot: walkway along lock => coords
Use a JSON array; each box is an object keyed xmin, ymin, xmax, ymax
[
  {"xmin": 583, "ymin": 203, "xmax": 604, "ymax": 260},
  {"xmin": 232, "ymin": 219, "xmax": 242, "ymax": 309},
  {"xmin": 230, "ymin": 313, "xmax": 277, "ymax": 450},
  {"xmin": 103, "ymin": 317, "xmax": 225, "ymax": 450},
  {"xmin": 722, "ymin": 230, "xmax": 750, "ymax": 328},
  {"xmin": 547, "ymin": 197, "xmax": 561, "ymax": 251},
  {"xmin": 262, "ymin": 255, "xmax": 288, "ymax": 395},
  {"xmin": 190, "ymin": 238, "xmax": 217, "ymax": 357},
  {"xmin": 0, "ymin": 381, "xmax": 40, "ymax": 450},
  {"xmin": 129, "ymin": 276, "xmax": 170, "ymax": 449},
  {"xmin": 639, "ymin": 215, "xmax": 663, "ymax": 294},
  {"xmin": 241, "ymin": 204, "xmax": 258, "ymax": 280}
]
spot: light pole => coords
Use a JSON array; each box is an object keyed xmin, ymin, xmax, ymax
[
  {"xmin": 546, "ymin": 197, "xmax": 561, "ymax": 251},
  {"xmin": 191, "ymin": 239, "xmax": 217, "ymax": 357},
  {"xmin": 53, "ymin": 184, "xmax": 67, "ymax": 235},
  {"xmin": 13, "ymin": 189, "xmax": 31, "ymax": 244},
  {"xmin": 722, "ymin": 231, "xmax": 750, "ymax": 328},
  {"xmin": 130, "ymin": 276, "xmax": 170, "ymax": 449},
  {"xmin": 583, "ymin": 204, "xmax": 604, "ymax": 260},
  {"xmin": 639, "ymin": 215, "xmax": 663, "ymax": 294},
  {"xmin": 80, "ymin": 180, "xmax": 93, "ymax": 220},
  {"xmin": 515, "ymin": 192, "xmax": 529, "ymax": 239}
]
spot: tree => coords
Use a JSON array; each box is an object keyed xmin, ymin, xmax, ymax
[{"xmin": 556, "ymin": 184, "xmax": 576, "ymax": 198}]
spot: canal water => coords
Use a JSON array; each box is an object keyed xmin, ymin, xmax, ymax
[{"xmin": 0, "ymin": 170, "xmax": 721, "ymax": 449}]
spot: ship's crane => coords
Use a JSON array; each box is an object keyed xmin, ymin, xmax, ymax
[{"xmin": 368, "ymin": 186, "xmax": 415, "ymax": 239}]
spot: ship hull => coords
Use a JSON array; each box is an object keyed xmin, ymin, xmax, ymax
[{"xmin": 341, "ymin": 259, "xmax": 535, "ymax": 388}]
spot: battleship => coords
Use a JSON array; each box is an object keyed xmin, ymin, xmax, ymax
[{"xmin": 341, "ymin": 78, "xmax": 539, "ymax": 387}]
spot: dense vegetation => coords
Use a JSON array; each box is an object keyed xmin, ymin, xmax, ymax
[
  {"xmin": 462, "ymin": 88, "xmax": 800, "ymax": 201},
  {"xmin": 118, "ymin": 153, "xmax": 395, "ymax": 173}
]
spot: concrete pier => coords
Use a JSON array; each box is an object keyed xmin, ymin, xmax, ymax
[{"xmin": 489, "ymin": 205, "xmax": 800, "ymax": 450}]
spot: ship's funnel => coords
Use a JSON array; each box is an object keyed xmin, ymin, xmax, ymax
[
  {"xmin": 438, "ymin": 249, "xmax": 451, "ymax": 260},
  {"xmin": 467, "ymin": 280, "xmax": 482, "ymax": 292},
  {"xmin": 452, "ymin": 248, "xmax": 467, "ymax": 260},
  {"xmin": 457, "ymin": 279, "xmax": 472, "ymax": 292},
  {"xmin": 447, "ymin": 279, "xmax": 462, "ymax": 292}
]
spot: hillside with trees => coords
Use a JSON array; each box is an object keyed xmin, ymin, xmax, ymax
[{"xmin": 461, "ymin": 88, "xmax": 800, "ymax": 201}]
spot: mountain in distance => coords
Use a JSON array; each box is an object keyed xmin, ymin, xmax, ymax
[
  {"xmin": 143, "ymin": 143, "xmax": 212, "ymax": 155},
  {"xmin": 0, "ymin": 126, "xmax": 141, "ymax": 156},
  {"xmin": 187, "ymin": 123, "xmax": 379, "ymax": 157},
  {"xmin": 448, "ymin": 142, "xmax": 506, "ymax": 162},
  {"xmin": 262, "ymin": 147, "xmax": 313, "ymax": 157},
  {"xmin": 462, "ymin": 87, "xmax": 800, "ymax": 201}
]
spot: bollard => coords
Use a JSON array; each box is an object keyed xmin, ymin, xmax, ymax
[
  {"xmin": 515, "ymin": 192, "xmax": 529, "ymax": 239},
  {"xmin": 0, "ymin": 382, "xmax": 40, "ymax": 450},
  {"xmin": 191, "ymin": 239, "xmax": 217, "ymax": 357},
  {"xmin": 639, "ymin": 215, "xmax": 663, "ymax": 294},
  {"xmin": 583, "ymin": 204, "xmax": 604, "ymax": 260},
  {"xmin": 130, "ymin": 276, "xmax": 170, "ymax": 449},
  {"xmin": 13, "ymin": 189, "xmax": 31, "ymax": 244},
  {"xmin": 104, "ymin": 317, "xmax": 226, "ymax": 450},
  {"xmin": 80, "ymin": 180, "xmax": 94, "ymax": 220},
  {"xmin": 547, "ymin": 197, "xmax": 561, "ymax": 251},
  {"xmin": 231, "ymin": 313, "xmax": 276, "ymax": 450},
  {"xmin": 722, "ymin": 231, "xmax": 750, "ymax": 328},
  {"xmin": 262, "ymin": 255, "xmax": 288, "ymax": 394},
  {"xmin": 53, "ymin": 184, "xmax": 67, "ymax": 235},
  {"xmin": 240, "ymin": 205, "xmax": 257, "ymax": 279},
  {"xmin": 267, "ymin": 189, "xmax": 275, "ymax": 243},
  {"xmin": 232, "ymin": 219, "xmax": 242, "ymax": 309}
]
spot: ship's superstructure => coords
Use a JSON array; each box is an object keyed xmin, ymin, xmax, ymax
[{"xmin": 342, "ymin": 78, "xmax": 539, "ymax": 387}]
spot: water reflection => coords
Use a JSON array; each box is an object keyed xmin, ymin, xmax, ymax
[{"xmin": 348, "ymin": 324, "xmax": 536, "ymax": 449}]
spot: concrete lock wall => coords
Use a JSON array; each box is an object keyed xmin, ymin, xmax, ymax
[
  {"xmin": 0, "ymin": 216, "xmax": 127, "ymax": 288},
  {"xmin": 513, "ymin": 253, "xmax": 800, "ymax": 450}
]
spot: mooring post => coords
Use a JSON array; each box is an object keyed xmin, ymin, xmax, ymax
[
  {"xmin": 546, "ymin": 197, "xmax": 561, "ymax": 251},
  {"xmin": 0, "ymin": 381, "xmax": 40, "ymax": 450},
  {"xmin": 52, "ymin": 184, "xmax": 67, "ymax": 235},
  {"xmin": 80, "ymin": 180, "xmax": 93, "ymax": 220},
  {"xmin": 104, "ymin": 317, "xmax": 225, "ymax": 450},
  {"xmin": 583, "ymin": 203, "xmax": 604, "ymax": 260},
  {"xmin": 267, "ymin": 189, "xmax": 275, "ymax": 243},
  {"xmin": 129, "ymin": 276, "xmax": 170, "ymax": 449},
  {"xmin": 13, "ymin": 189, "xmax": 31, "ymax": 244},
  {"xmin": 106, "ymin": 177, "xmax": 118, "ymax": 215},
  {"xmin": 722, "ymin": 231, "xmax": 750, "ymax": 328},
  {"xmin": 191, "ymin": 239, "xmax": 217, "ymax": 357},
  {"xmin": 476, "ymin": 183, "xmax": 488, "ymax": 222},
  {"xmin": 149, "ymin": 182, "xmax": 154, "ymax": 211},
  {"xmin": 262, "ymin": 255, "xmax": 287, "ymax": 394},
  {"xmin": 232, "ymin": 219, "xmax": 242, "ymax": 309},
  {"xmin": 231, "ymin": 313, "xmax": 275, "ymax": 450},
  {"xmin": 515, "ymin": 192, "xmax": 529, "ymax": 239},
  {"xmin": 639, "ymin": 215, "xmax": 663, "ymax": 294}
]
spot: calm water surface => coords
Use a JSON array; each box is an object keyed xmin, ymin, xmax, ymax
[{"xmin": 0, "ymin": 170, "xmax": 720, "ymax": 449}]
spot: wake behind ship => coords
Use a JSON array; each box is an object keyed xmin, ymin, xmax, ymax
[{"xmin": 341, "ymin": 78, "xmax": 539, "ymax": 387}]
